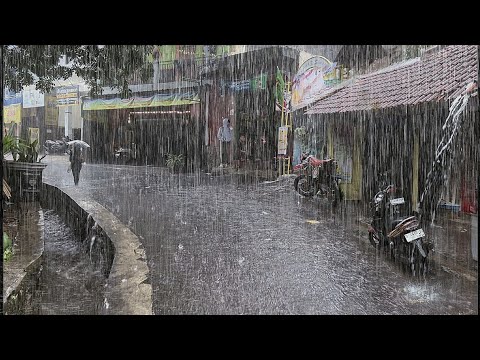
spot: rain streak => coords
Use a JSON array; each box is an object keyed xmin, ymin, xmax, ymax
[{"xmin": 2, "ymin": 45, "xmax": 478, "ymax": 315}]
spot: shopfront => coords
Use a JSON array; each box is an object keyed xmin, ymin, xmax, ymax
[{"xmin": 82, "ymin": 91, "xmax": 201, "ymax": 167}]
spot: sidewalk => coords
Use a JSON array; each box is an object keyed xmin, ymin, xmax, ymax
[
  {"xmin": 355, "ymin": 205, "xmax": 478, "ymax": 281},
  {"xmin": 431, "ymin": 210, "xmax": 478, "ymax": 280},
  {"xmin": 209, "ymin": 163, "xmax": 277, "ymax": 182}
]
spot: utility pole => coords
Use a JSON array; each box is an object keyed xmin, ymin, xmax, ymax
[{"xmin": 64, "ymin": 106, "xmax": 71, "ymax": 138}]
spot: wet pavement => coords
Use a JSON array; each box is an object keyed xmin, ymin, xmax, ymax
[{"xmin": 42, "ymin": 155, "xmax": 478, "ymax": 315}]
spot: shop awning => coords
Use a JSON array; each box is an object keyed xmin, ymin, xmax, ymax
[{"xmin": 83, "ymin": 92, "xmax": 199, "ymax": 111}]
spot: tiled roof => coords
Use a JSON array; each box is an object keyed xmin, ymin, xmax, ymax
[{"xmin": 306, "ymin": 45, "xmax": 478, "ymax": 115}]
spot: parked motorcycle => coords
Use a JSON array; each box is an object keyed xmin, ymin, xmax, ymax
[
  {"xmin": 114, "ymin": 146, "xmax": 134, "ymax": 164},
  {"xmin": 368, "ymin": 173, "xmax": 434, "ymax": 275},
  {"xmin": 44, "ymin": 138, "xmax": 68, "ymax": 155},
  {"xmin": 293, "ymin": 152, "xmax": 343, "ymax": 207}
]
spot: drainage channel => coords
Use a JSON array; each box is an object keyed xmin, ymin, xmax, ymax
[{"xmin": 26, "ymin": 209, "xmax": 107, "ymax": 315}]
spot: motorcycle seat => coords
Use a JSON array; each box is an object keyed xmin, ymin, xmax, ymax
[
  {"xmin": 309, "ymin": 158, "xmax": 332, "ymax": 167},
  {"xmin": 391, "ymin": 216, "xmax": 414, "ymax": 228}
]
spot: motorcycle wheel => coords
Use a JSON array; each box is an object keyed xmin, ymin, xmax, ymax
[
  {"xmin": 331, "ymin": 181, "xmax": 343, "ymax": 208},
  {"xmin": 294, "ymin": 175, "xmax": 315, "ymax": 197},
  {"xmin": 407, "ymin": 242, "xmax": 429, "ymax": 277},
  {"xmin": 316, "ymin": 182, "xmax": 342, "ymax": 208},
  {"xmin": 368, "ymin": 231, "xmax": 382, "ymax": 250},
  {"xmin": 418, "ymin": 241, "xmax": 430, "ymax": 276}
]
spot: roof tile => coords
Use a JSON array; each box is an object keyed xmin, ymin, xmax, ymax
[{"xmin": 307, "ymin": 45, "xmax": 477, "ymax": 114}]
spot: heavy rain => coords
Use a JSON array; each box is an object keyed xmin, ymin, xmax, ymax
[{"xmin": 2, "ymin": 45, "xmax": 478, "ymax": 315}]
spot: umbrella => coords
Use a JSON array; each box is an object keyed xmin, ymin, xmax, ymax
[{"xmin": 67, "ymin": 140, "xmax": 90, "ymax": 148}]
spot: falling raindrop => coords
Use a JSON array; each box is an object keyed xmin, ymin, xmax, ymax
[{"xmin": 2, "ymin": 44, "xmax": 477, "ymax": 315}]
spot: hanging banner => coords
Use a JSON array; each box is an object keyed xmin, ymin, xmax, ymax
[
  {"xmin": 228, "ymin": 80, "xmax": 251, "ymax": 91},
  {"xmin": 3, "ymin": 104, "xmax": 22, "ymax": 124},
  {"xmin": 44, "ymin": 94, "xmax": 59, "ymax": 126},
  {"xmin": 275, "ymin": 67, "xmax": 285, "ymax": 111},
  {"xmin": 226, "ymin": 73, "xmax": 267, "ymax": 92},
  {"xmin": 275, "ymin": 68, "xmax": 292, "ymax": 113},
  {"xmin": 291, "ymin": 56, "xmax": 337, "ymax": 109},
  {"xmin": 278, "ymin": 126, "xmax": 289, "ymax": 155},
  {"xmin": 23, "ymin": 87, "xmax": 45, "ymax": 108},
  {"xmin": 250, "ymin": 73, "xmax": 267, "ymax": 90},
  {"xmin": 3, "ymin": 90, "xmax": 22, "ymax": 106},
  {"xmin": 56, "ymin": 85, "xmax": 79, "ymax": 106},
  {"xmin": 83, "ymin": 92, "xmax": 200, "ymax": 110}
]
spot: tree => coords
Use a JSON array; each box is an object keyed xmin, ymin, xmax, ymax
[{"xmin": 3, "ymin": 45, "xmax": 154, "ymax": 98}]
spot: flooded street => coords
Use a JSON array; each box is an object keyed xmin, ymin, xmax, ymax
[
  {"xmin": 4, "ymin": 44, "xmax": 478, "ymax": 316},
  {"xmin": 43, "ymin": 157, "xmax": 478, "ymax": 314},
  {"xmin": 28, "ymin": 209, "xmax": 106, "ymax": 315}
]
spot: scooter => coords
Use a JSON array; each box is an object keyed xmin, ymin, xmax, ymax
[
  {"xmin": 368, "ymin": 174, "xmax": 434, "ymax": 275},
  {"xmin": 293, "ymin": 152, "xmax": 343, "ymax": 207},
  {"xmin": 44, "ymin": 138, "xmax": 68, "ymax": 154},
  {"xmin": 114, "ymin": 146, "xmax": 134, "ymax": 164}
]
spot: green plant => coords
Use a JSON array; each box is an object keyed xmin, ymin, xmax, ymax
[
  {"xmin": 4, "ymin": 136, "xmax": 46, "ymax": 163},
  {"xmin": 3, "ymin": 247, "xmax": 13, "ymax": 261},
  {"xmin": 3, "ymin": 134, "xmax": 47, "ymax": 201},
  {"xmin": 166, "ymin": 153, "xmax": 184, "ymax": 172},
  {"xmin": 3, "ymin": 134, "xmax": 16, "ymax": 200},
  {"xmin": 4, "ymin": 45, "xmax": 153, "ymax": 98},
  {"xmin": 3, "ymin": 232, "xmax": 12, "ymax": 261},
  {"xmin": 3, "ymin": 134, "xmax": 17, "ymax": 157}
]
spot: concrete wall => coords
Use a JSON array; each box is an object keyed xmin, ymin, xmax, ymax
[{"xmin": 41, "ymin": 183, "xmax": 153, "ymax": 315}]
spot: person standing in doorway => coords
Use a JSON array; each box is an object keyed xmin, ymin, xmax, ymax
[{"xmin": 217, "ymin": 117, "xmax": 232, "ymax": 167}]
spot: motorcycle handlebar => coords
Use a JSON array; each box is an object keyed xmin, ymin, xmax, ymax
[{"xmin": 384, "ymin": 184, "xmax": 394, "ymax": 193}]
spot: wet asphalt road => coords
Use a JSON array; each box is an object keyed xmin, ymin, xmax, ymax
[{"xmin": 43, "ymin": 156, "xmax": 478, "ymax": 314}]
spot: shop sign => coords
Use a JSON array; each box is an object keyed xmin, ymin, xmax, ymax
[
  {"xmin": 44, "ymin": 94, "xmax": 59, "ymax": 126},
  {"xmin": 23, "ymin": 87, "xmax": 45, "ymax": 108},
  {"xmin": 3, "ymin": 104, "xmax": 21, "ymax": 124},
  {"xmin": 56, "ymin": 85, "xmax": 79, "ymax": 106},
  {"xmin": 292, "ymin": 56, "xmax": 338, "ymax": 108},
  {"xmin": 278, "ymin": 126, "xmax": 288, "ymax": 155},
  {"xmin": 3, "ymin": 90, "xmax": 22, "ymax": 106}
]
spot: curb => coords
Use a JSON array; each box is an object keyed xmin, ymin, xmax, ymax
[{"xmin": 42, "ymin": 182, "xmax": 153, "ymax": 315}]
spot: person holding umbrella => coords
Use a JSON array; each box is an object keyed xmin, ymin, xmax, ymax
[{"xmin": 67, "ymin": 140, "xmax": 90, "ymax": 185}]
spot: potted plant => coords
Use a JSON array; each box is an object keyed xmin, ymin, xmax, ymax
[
  {"xmin": 166, "ymin": 153, "xmax": 184, "ymax": 173},
  {"xmin": 3, "ymin": 134, "xmax": 48, "ymax": 202},
  {"xmin": 3, "ymin": 232, "xmax": 13, "ymax": 262}
]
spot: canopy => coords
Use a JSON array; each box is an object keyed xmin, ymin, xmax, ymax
[{"xmin": 83, "ymin": 92, "xmax": 199, "ymax": 111}]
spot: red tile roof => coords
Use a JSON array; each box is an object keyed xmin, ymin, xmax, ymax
[{"xmin": 306, "ymin": 45, "xmax": 478, "ymax": 115}]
